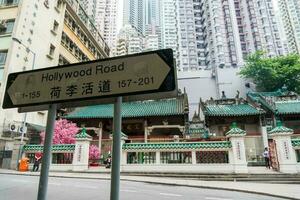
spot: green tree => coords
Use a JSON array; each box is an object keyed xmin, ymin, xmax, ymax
[{"xmin": 240, "ymin": 51, "xmax": 300, "ymax": 93}]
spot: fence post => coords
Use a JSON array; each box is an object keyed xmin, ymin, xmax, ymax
[
  {"xmin": 268, "ymin": 121, "xmax": 297, "ymax": 173},
  {"xmin": 72, "ymin": 128, "xmax": 92, "ymax": 171},
  {"xmin": 226, "ymin": 122, "xmax": 248, "ymax": 173}
]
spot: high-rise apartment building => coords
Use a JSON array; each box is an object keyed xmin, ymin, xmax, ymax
[
  {"xmin": 78, "ymin": 0, "xmax": 96, "ymax": 23},
  {"xmin": 123, "ymin": 0, "xmax": 162, "ymax": 50},
  {"xmin": 81, "ymin": 0, "xmax": 118, "ymax": 56},
  {"xmin": 160, "ymin": 0, "xmax": 178, "ymax": 67},
  {"xmin": 116, "ymin": 24, "xmax": 144, "ymax": 56},
  {"xmin": 123, "ymin": 0, "xmax": 144, "ymax": 34},
  {"xmin": 176, "ymin": 0, "xmax": 198, "ymax": 71},
  {"xmin": 278, "ymin": 0, "xmax": 300, "ymax": 53},
  {"xmin": 193, "ymin": 0, "xmax": 285, "ymax": 69},
  {"xmin": 95, "ymin": 0, "xmax": 118, "ymax": 56}
]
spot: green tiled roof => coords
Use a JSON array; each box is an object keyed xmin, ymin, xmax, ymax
[
  {"xmin": 122, "ymin": 141, "xmax": 232, "ymax": 151},
  {"xmin": 247, "ymin": 92, "xmax": 276, "ymax": 111},
  {"xmin": 268, "ymin": 121, "xmax": 293, "ymax": 135},
  {"xmin": 76, "ymin": 128, "xmax": 92, "ymax": 139},
  {"xmin": 248, "ymin": 91, "xmax": 300, "ymax": 115},
  {"xmin": 275, "ymin": 101, "xmax": 300, "ymax": 115},
  {"xmin": 65, "ymin": 98, "xmax": 184, "ymax": 119},
  {"xmin": 225, "ymin": 122, "xmax": 246, "ymax": 137},
  {"xmin": 23, "ymin": 144, "xmax": 75, "ymax": 152},
  {"xmin": 204, "ymin": 104, "xmax": 262, "ymax": 117},
  {"xmin": 292, "ymin": 139, "xmax": 300, "ymax": 148}
]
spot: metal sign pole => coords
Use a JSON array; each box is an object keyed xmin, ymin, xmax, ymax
[
  {"xmin": 37, "ymin": 104, "xmax": 57, "ymax": 200},
  {"xmin": 110, "ymin": 97, "xmax": 122, "ymax": 200}
]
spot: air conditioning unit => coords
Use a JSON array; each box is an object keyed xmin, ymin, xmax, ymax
[{"xmin": 9, "ymin": 124, "xmax": 17, "ymax": 132}]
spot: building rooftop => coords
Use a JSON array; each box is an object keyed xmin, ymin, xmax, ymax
[
  {"xmin": 65, "ymin": 97, "xmax": 187, "ymax": 119},
  {"xmin": 247, "ymin": 89, "xmax": 300, "ymax": 115},
  {"xmin": 201, "ymin": 97, "xmax": 263, "ymax": 117}
]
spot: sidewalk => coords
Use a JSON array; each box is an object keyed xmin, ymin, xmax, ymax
[{"xmin": 0, "ymin": 169, "xmax": 299, "ymax": 200}]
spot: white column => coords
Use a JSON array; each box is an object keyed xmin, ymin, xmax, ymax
[
  {"xmin": 260, "ymin": 117, "xmax": 269, "ymax": 148},
  {"xmin": 122, "ymin": 151, "xmax": 127, "ymax": 165},
  {"xmin": 155, "ymin": 151, "xmax": 160, "ymax": 164},
  {"xmin": 98, "ymin": 122, "xmax": 103, "ymax": 155},
  {"xmin": 72, "ymin": 138, "xmax": 91, "ymax": 171},
  {"xmin": 261, "ymin": 126, "xmax": 268, "ymax": 148},
  {"xmin": 191, "ymin": 151, "xmax": 196, "ymax": 164},
  {"xmin": 272, "ymin": 136, "xmax": 297, "ymax": 173},
  {"xmin": 229, "ymin": 137, "xmax": 248, "ymax": 173},
  {"xmin": 144, "ymin": 120, "xmax": 148, "ymax": 143}
]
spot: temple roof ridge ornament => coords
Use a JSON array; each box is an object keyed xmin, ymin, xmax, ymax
[
  {"xmin": 268, "ymin": 120, "xmax": 293, "ymax": 135},
  {"xmin": 225, "ymin": 122, "xmax": 246, "ymax": 137},
  {"xmin": 75, "ymin": 127, "xmax": 92, "ymax": 139}
]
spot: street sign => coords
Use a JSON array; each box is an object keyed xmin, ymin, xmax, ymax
[{"xmin": 3, "ymin": 49, "xmax": 176, "ymax": 109}]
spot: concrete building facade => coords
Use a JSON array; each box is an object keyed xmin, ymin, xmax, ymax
[
  {"xmin": 115, "ymin": 24, "xmax": 144, "ymax": 56},
  {"xmin": 278, "ymin": 0, "xmax": 300, "ymax": 54},
  {"xmin": 192, "ymin": 0, "xmax": 285, "ymax": 69},
  {"xmin": 0, "ymin": 0, "xmax": 109, "ymax": 138},
  {"xmin": 176, "ymin": 0, "xmax": 198, "ymax": 71}
]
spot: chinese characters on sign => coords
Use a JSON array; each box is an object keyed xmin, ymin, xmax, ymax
[
  {"xmin": 236, "ymin": 141, "xmax": 241, "ymax": 160},
  {"xmin": 77, "ymin": 144, "xmax": 82, "ymax": 162},
  {"xmin": 283, "ymin": 141, "xmax": 290, "ymax": 160},
  {"xmin": 49, "ymin": 80, "xmax": 112, "ymax": 99}
]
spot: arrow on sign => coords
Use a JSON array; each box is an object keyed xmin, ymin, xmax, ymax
[{"xmin": 3, "ymin": 49, "xmax": 176, "ymax": 109}]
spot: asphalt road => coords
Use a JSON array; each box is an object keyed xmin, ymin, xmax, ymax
[{"xmin": 0, "ymin": 174, "xmax": 286, "ymax": 200}]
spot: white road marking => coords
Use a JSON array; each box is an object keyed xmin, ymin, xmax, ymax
[
  {"xmin": 121, "ymin": 189, "xmax": 138, "ymax": 193},
  {"xmin": 159, "ymin": 192, "xmax": 182, "ymax": 197},
  {"xmin": 205, "ymin": 197, "xmax": 233, "ymax": 200}
]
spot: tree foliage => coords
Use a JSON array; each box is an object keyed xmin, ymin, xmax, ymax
[
  {"xmin": 240, "ymin": 51, "xmax": 300, "ymax": 93},
  {"xmin": 40, "ymin": 119, "xmax": 79, "ymax": 144},
  {"xmin": 89, "ymin": 145, "xmax": 100, "ymax": 160}
]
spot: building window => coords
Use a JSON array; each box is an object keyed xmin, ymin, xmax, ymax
[
  {"xmin": 52, "ymin": 20, "xmax": 59, "ymax": 34},
  {"xmin": 47, "ymin": 44, "xmax": 55, "ymax": 59},
  {"xmin": 55, "ymin": 0, "xmax": 63, "ymax": 11},
  {"xmin": 0, "ymin": 50, "xmax": 7, "ymax": 80},
  {"xmin": 160, "ymin": 152, "xmax": 192, "ymax": 164},
  {"xmin": 58, "ymin": 55, "xmax": 70, "ymax": 65},
  {"xmin": 0, "ymin": 0, "xmax": 19, "ymax": 7},
  {"xmin": 0, "ymin": 19, "xmax": 15, "ymax": 35}
]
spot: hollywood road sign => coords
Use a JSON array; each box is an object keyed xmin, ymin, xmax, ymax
[{"xmin": 3, "ymin": 49, "xmax": 176, "ymax": 109}]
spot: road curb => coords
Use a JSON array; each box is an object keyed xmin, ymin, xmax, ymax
[{"xmin": 0, "ymin": 172, "xmax": 298, "ymax": 200}]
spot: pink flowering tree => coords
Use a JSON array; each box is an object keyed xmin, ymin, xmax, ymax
[
  {"xmin": 89, "ymin": 145, "xmax": 100, "ymax": 160},
  {"xmin": 40, "ymin": 119, "xmax": 79, "ymax": 144}
]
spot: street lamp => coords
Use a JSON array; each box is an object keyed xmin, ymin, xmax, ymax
[{"xmin": 12, "ymin": 37, "xmax": 36, "ymax": 170}]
